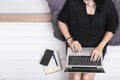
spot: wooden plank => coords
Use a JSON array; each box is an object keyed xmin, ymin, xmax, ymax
[{"xmin": 0, "ymin": 13, "xmax": 51, "ymax": 22}]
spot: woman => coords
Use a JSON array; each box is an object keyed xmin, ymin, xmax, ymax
[{"xmin": 58, "ymin": 0, "xmax": 119, "ymax": 80}]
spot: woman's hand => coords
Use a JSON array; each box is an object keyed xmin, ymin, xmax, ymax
[
  {"xmin": 67, "ymin": 38, "xmax": 82, "ymax": 52},
  {"xmin": 90, "ymin": 32, "xmax": 114, "ymax": 61},
  {"xmin": 90, "ymin": 46, "xmax": 103, "ymax": 61}
]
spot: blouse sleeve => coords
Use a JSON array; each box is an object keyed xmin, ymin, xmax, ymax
[
  {"xmin": 105, "ymin": 2, "xmax": 119, "ymax": 34},
  {"xmin": 57, "ymin": 0, "xmax": 70, "ymax": 23}
]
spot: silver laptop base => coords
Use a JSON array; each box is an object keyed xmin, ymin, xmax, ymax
[{"xmin": 64, "ymin": 67, "xmax": 105, "ymax": 73}]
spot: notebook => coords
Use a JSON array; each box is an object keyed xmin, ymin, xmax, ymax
[{"xmin": 41, "ymin": 50, "xmax": 62, "ymax": 74}]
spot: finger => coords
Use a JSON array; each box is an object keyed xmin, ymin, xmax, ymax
[
  {"xmin": 75, "ymin": 44, "xmax": 80, "ymax": 52},
  {"xmin": 90, "ymin": 51, "xmax": 95, "ymax": 61},
  {"xmin": 74, "ymin": 45, "xmax": 78, "ymax": 52},
  {"xmin": 76, "ymin": 42, "xmax": 82, "ymax": 52},
  {"xmin": 74, "ymin": 41, "xmax": 80, "ymax": 52},
  {"xmin": 77, "ymin": 44, "xmax": 82, "ymax": 52},
  {"xmin": 77, "ymin": 45, "xmax": 81, "ymax": 52},
  {"xmin": 73, "ymin": 47, "xmax": 76, "ymax": 52},
  {"xmin": 70, "ymin": 45, "xmax": 76, "ymax": 52},
  {"xmin": 97, "ymin": 55, "xmax": 101, "ymax": 61},
  {"xmin": 69, "ymin": 42, "xmax": 75, "ymax": 52},
  {"xmin": 97, "ymin": 55, "xmax": 100, "ymax": 61},
  {"xmin": 76, "ymin": 41, "xmax": 82, "ymax": 49},
  {"xmin": 93, "ymin": 53, "xmax": 98, "ymax": 61}
]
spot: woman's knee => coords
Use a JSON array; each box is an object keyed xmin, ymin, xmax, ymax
[
  {"xmin": 69, "ymin": 73, "xmax": 81, "ymax": 80},
  {"xmin": 82, "ymin": 73, "xmax": 95, "ymax": 80}
]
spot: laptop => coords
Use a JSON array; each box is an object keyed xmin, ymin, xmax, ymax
[{"xmin": 64, "ymin": 47, "xmax": 105, "ymax": 73}]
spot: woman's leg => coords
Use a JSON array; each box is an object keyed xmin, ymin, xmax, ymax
[
  {"xmin": 81, "ymin": 73, "xmax": 95, "ymax": 80},
  {"xmin": 69, "ymin": 73, "xmax": 82, "ymax": 80}
]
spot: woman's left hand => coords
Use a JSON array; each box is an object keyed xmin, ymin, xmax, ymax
[{"xmin": 90, "ymin": 46, "xmax": 103, "ymax": 61}]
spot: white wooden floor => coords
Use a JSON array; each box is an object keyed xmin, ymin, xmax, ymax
[{"xmin": 0, "ymin": 22, "xmax": 120, "ymax": 80}]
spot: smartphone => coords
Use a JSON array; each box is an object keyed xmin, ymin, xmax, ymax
[{"xmin": 40, "ymin": 49, "xmax": 53, "ymax": 66}]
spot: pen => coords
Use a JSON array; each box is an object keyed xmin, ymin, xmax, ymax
[{"xmin": 52, "ymin": 53, "xmax": 58, "ymax": 66}]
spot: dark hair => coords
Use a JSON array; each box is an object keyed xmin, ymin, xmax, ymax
[{"xmin": 94, "ymin": 0, "xmax": 105, "ymax": 8}]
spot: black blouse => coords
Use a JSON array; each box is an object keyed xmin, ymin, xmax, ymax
[
  {"xmin": 87, "ymin": 14, "xmax": 94, "ymax": 24},
  {"xmin": 58, "ymin": 0, "xmax": 119, "ymax": 54}
]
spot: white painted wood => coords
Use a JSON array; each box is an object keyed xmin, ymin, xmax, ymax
[
  {"xmin": 0, "ymin": 22, "xmax": 120, "ymax": 80},
  {"xmin": 0, "ymin": 0, "xmax": 50, "ymax": 13}
]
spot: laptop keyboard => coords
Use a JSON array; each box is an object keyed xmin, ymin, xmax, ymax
[{"xmin": 68, "ymin": 56, "xmax": 101, "ymax": 66}]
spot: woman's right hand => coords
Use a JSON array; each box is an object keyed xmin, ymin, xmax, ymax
[{"xmin": 67, "ymin": 38, "xmax": 82, "ymax": 52}]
